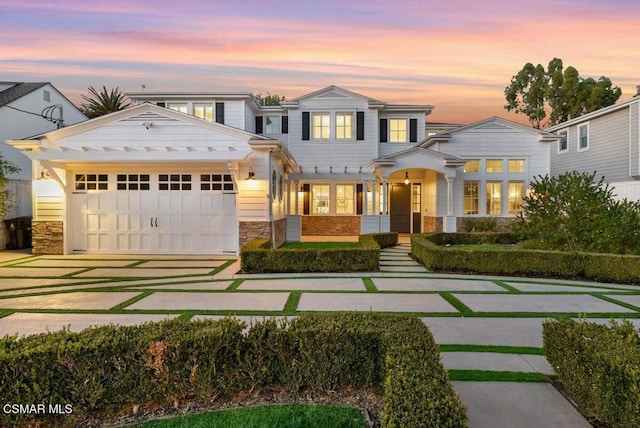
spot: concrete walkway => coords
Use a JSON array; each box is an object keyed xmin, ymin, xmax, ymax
[{"xmin": 1, "ymin": 247, "xmax": 638, "ymax": 427}]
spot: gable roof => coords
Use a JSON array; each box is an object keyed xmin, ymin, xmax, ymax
[
  {"xmin": 285, "ymin": 85, "xmax": 383, "ymax": 104},
  {"xmin": 547, "ymin": 96, "xmax": 640, "ymax": 132},
  {"xmin": 419, "ymin": 116, "xmax": 559, "ymax": 148},
  {"xmin": 0, "ymin": 82, "xmax": 48, "ymax": 107}
]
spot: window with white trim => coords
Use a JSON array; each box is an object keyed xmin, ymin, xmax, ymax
[
  {"xmin": 312, "ymin": 113, "xmax": 330, "ymax": 139},
  {"xmin": 159, "ymin": 174, "xmax": 191, "ymax": 191},
  {"xmin": 75, "ymin": 174, "xmax": 108, "ymax": 191},
  {"xmin": 265, "ymin": 115, "xmax": 281, "ymax": 134},
  {"xmin": 389, "ymin": 119, "xmax": 407, "ymax": 143},
  {"xmin": 167, "ymin": 103, "xmax": 187, "ymax": 114},
  {"xmin": 486, "ymin": 182, "xmax": 502, "ymax": 215},
  {"xmin": 463, "ymin": 181, "xmax": 479, "ymax": 215},
  {"xmin": 312, "ymin": 184, "xmax": 330, "ymax": 214},
  {"xmin": 194, "ymin": 104, "xmax": 213, "ymax": 121},
  {"xmin": 464, "ymin": 160, "xmax": 480, "ymax": 173},
  {"xmin": 335, "ymin": 184, "xmax": 354, "ymax": 214},
  {"xmin": 558, "ymin": 130, "xmax": 568, "ymax": 153},
  {"xmin": 200, "ymin": 174, "xmax": 234, "ymax": 191},
  {"xmin": 335, "ymin": 113, "xmax": 353, "ymax": 139},
  {"xmin": 508, "ymin": 182, "xmax": 524, "ymax": 215},
  {"xmin": 578, "ymin": 123, "xmax": 589, "ymax": 151},
  {"xmin": 117, "ymin": 174, "xmax": 150, "ymax": 190},
  {"xmin": 508, "ymin": 159, "xmax": 525, "ymax": 173},
  {"xmin": 486, "ymin": 159, "xmax": 503, "ymax": 173}
]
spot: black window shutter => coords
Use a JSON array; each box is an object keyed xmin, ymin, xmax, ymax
[
  {"xmin": 215, "ymin": 102, "xmax": 225, "ymax": 124},
  {"xmin": 302, "ymin": 112, "xmax": 310, "ymax": 141},
  {"xmin": 157, "ymin": 102, "xmax": 166, "ymax": 108},
  {"xmin": 356, "ymin": 112, "xmax": 365, "ymax": 141},
  {"xmin": 410, "ymin": 118, "xmax": 418, "ymax": 142},
  {"xmin": 255, "ymin": 116, "xmax": 263, "ymax": 134},
  {"xmin": 379, "ymin": 119, "xmax": 388, "ymax": 143},
  {"xmin": 356, "ymin": 184, "xmax": 363, "ymax": 214},
  {"xmin": 303, "ymin": 184, "xmax": 310, "ymax": 215},
  {"xmin": 282, "ymin": 116, "xmax": 289, "ymax": 134}
]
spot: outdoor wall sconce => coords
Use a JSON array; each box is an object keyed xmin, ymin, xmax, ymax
[
  {"xmin": 246, "ymin": 167, "xmax": 255, "ymax": 180},
  {"xmin": 404, "ymin": 171, "xmax": 410, "ymax": 185},
  {"xmin": 37, "ymin": 169, "xmax": 50, "ymax": 180}
]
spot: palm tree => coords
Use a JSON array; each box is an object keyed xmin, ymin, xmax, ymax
[{"xmin": 80, "ymin": 86, "xmax": 131, "ymax": 118}]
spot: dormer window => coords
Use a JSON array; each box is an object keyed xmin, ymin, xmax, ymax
[
  {"xmin": 194, "ymin": 104, "xmax": 213, "ymax": 121},
  {"xmin": 167, "ymin": 103, "xmax": 187, "ymax": 114}
]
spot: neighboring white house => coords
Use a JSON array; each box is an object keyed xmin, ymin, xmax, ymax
[
  {"xmin": 9, "ymin": 86, "xmax": 557, "ymax": 255},
  {"xmin": 547, "ymin": 87, "xmax": 640, "ymax": 200},
  {"xmin": 0, "ymin": 82, "xmax": 86, "ymax": 249}
]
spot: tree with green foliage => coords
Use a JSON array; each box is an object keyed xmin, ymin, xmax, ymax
[
  {"xmin": 255, "ymin": 92, "xmax": 286, "ymax": 106},
  {"xmin": 504, "ymin": 58, "xmax": 621, "ymax": 128},
  {"xmin": 80, "ymin": 86, "xmax": 131, "ymax": 118},
  {"xmin": 514, "ymin": 171, "xmax": 640, "ymax": 254},
  {"xmin": 0, "ymin": 152, "xmax": 20, "ymax": 218}
]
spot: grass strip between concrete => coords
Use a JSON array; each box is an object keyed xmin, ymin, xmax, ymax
[
  {"xmin": 439, "ymin": 344, "xmax": 546, "ymax": 355},
  {"xmin": 447, "ymin": 369, "xmax": 548, "ymax": 383}
]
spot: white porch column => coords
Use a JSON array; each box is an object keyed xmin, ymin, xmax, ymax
[
  {"xmin": 382, "ymin": 179, "xmax": 388, "ymax": 215},
  {"xmin": 371, "ymin": 180, "xmax": 377, "ymax": 214},
  {"xmin": 294, "ymin": 180, "xmax": 299, "ymax": 216},
  {"xmin": 444, "ymin": 176, "xmax": 457, "ymax": 232},
  {"xmin": 363, "ymin": 181, "xmax": 368, "ymax": 215}
]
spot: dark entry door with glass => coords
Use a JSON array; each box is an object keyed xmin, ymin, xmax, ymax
[{"xmin": 390, "ymin": 183, "xmax": 411, "ymax": 233}]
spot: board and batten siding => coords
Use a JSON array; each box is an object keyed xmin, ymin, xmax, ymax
[
  {"xmin": 550, "ymin": 108, "xmax": 631, "ymax": 182},
  {"xmin": 288, "ymin": 95, "xmax": 378, "ymax": 171}
]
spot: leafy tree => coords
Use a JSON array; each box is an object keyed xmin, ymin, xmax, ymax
[
  {"xmin": 504, "ymin": 58, "xmax": 621, "ymax": 128},
  {"xmin": 0, "ymin": 152, "xmax": 20, "ymax": 218},
  {"xmin": 255, "ymin": 92, "xmax": 286, "ymax": 106},
  {"xmin": 80, "ymin": 86, "xmax": 131, "ymax": 118},
  {"xmin": 514, "ymin": 171, "xmax": 640, "ymax": 254}
]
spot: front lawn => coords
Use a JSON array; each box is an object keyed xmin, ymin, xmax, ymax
[
  {"xmin": 134, "ymin": 404, "xmax": 367, "ymax": 428},
  {"xmin": 281, "ymin": 241, "xmax": 360, "ymax": 249}
]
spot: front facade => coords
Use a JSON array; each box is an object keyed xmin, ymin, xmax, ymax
[
  {"xmin": 0, "ymin": 82, "xmax": 87, "ymax": 249},
  {"xmin": 10, "ymin": 86, "xmax": 555, "ymax": 255},
  {"xmin": 548, "ymin": 88, "xmax": 640, "ymax": 200}
]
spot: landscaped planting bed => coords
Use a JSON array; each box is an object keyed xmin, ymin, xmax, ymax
[
  {"xmin": 240, "ymin": 232, "xmax": 397, "ymax": 273},
  {"xmin": 412, "ymin": 232, "xmax": 640, "ymax": 284},
  {"xmin": 543, "ymin": 319, "xmax": 640, "ymax": 427},
  {"xmin": 0, "ymin": 313, "xmax": 467, "ymax": 428}
]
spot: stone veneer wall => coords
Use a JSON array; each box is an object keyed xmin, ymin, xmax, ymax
[
  {"xmin": 239, "ymin": 221, "xmax": 271, "ymax": 248},
  {"xmin": 423, "ymin": 216, "xmax": 443, "ymax": 233},
  {"xmin": 32, "ymin": 221, "xmax": 63, "ymax": 255},
  {"xmin": 456, "ymin": 217, "xmax": 517, "ymax": 232},
  {"xmin": 273, "ymin": 218, "xmax": 286, "ymax": 248},
  {"xmin": 301, "ymin": 216, "xmax": 361, "ymax": 236}
]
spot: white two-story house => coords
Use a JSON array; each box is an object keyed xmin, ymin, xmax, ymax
[{"xmin": 8, "ymin": 85, "xmax": 557, "ymax": 255}]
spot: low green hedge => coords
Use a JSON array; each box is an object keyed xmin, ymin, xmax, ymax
[
  {"xmin": 241, "ymin": 233, "xmax": 397, "ymax": 273},
  {"xmin": 543, "ymin": 319, "xmax": 640, "ymax": 427},
  {"xmin": 411, "ymin": 233, "xmax": 640, "ymax": 284},
  {"xmin": 0, "ymin": 314, "xmax": 467, "ymax": 427}
]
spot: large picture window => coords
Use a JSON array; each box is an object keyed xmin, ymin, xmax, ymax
[
  {"xmin": 335, "ymin": 184, "xmax": 354, "ymax": 214},
  {"xmin": 312, "ymin": 113, "xmax": 330, "ymax": 139},
  {"xmin": 486, "ymin": 182, "xmax": 502, "ymax": 215},
  {"xmin": 312, "ymin": 184, "xmax": 330, "ymax": 214},
  {"xmin": 464, "ymin": 181, "xmax": 479, "ymax": 215}
]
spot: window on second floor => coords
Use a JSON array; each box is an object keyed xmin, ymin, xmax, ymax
[
  {"xmin": 167, "ymin": 103, "xmax": 187, "ymax": 114},
  {"xmin": 389, "ymin": 119, "xmax": 407, "ymax": 143},
  {"xmin": 194, "ymin": 104, "xmax": 213, "ymax": 121},
  {"xmin": 265, "ymin": 115, "xmax": 281, "ymax": 134},
  {"xmin": 578, "ymin": 123, "xmax": 589, "ymax": 151},
  {"xmin": 486, "ymin": 159, "xmax": 503, "ymax": 173},
  {"xmin": 558, "ymin": 130, "xmax": 568, "ymax": 153},
  {"xmin": 508, "ymin": 159, "xmax": 525, "ymax": 173},
  {"xmin": 335, "ymin": 113, "xmax": 353, "ymax": 139},
  {"xmin": 313, "ymin": 113, "xmax": 330, "ymax": 140},
  {"xmin": 464, "ymin": 160, "xmax": 480, "ymax": 173}
]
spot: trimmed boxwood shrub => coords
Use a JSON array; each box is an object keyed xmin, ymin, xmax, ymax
[
  {"xmin": 0, "ymin": 314, "xmax": 466, "ymax": 428},
  {"xmin": 543, "ymin": 319, "xmax": 640, "ymax": 427},
  {"xmin": 241, "ymin": 233, "xmax": 398, "ymax": 273},
  {"xmin": 411, "ymin": 233, "xmax": 640, "ymax": 284}
]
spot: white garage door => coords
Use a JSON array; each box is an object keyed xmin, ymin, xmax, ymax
[{"xmin": 71, "ymin": 172, "xmax": 238, "ymax": 254}]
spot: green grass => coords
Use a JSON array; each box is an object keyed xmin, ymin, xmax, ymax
[
  {"xmin": 281, "ymin": 241, "xmax": 360, "ymax": 249},
  {"xmin": 448, "ymin": 369, "xmax": 548, "ymax": 382},
  {"xmin": 447, "ymin": 244, "xmax": 514, "ymax": 251},
  {"xmin": 132, "ymin": 404, "xmax": 367, "ymax": 428}
]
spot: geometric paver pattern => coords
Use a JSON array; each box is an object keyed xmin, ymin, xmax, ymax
[
  {"xmin": 297, "ymin": 292, "xmax": 458, "ymax": 312},
  {"xmin": 373, "ymin": 277, "xmax": 504, "ymax": 291},
  {"xmin": 126, "ymin": 292, "xmax": 290, "ymax": 311},
  {"xmin": 0, "ymin": 291, "xmax": 142, "ymax": 310},
  {"xmin": 455, "ymin": 293, "xmax": 636, "ymax": 313}
]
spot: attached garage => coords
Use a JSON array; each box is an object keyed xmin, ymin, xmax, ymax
[{"xmin": 9, "ymin": 104, "xmax": 297, "ymax": 255}]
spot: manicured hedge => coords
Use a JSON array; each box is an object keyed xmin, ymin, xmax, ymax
[
  {"xmin": 411, "ymin": 233, "xmax": 640, "ymax": 284},
  {"xmin": 241, "ymin": 233, "xmax": 398, "ymax": 273},
  {"xmin": 0, "ymin": 314, "xmax": 466, "ymax": 427},
  {"xmin": 543, "ymin": 319, "xmax": 640, "ymax": 427}
]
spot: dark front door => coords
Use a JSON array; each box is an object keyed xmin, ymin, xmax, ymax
[{"xmin": 390, "ymin": 184, "xmax": 411, "ymax": 233}]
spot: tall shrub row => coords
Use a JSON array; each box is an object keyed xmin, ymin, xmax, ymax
[{"xmin": 0, "ymin": 313, "xmax": 466, "ymax": 427}]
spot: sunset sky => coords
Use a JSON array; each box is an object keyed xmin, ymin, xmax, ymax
[{"xmin": 1, "ymin": 0, "xmax": 638, "ymax": 125}]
